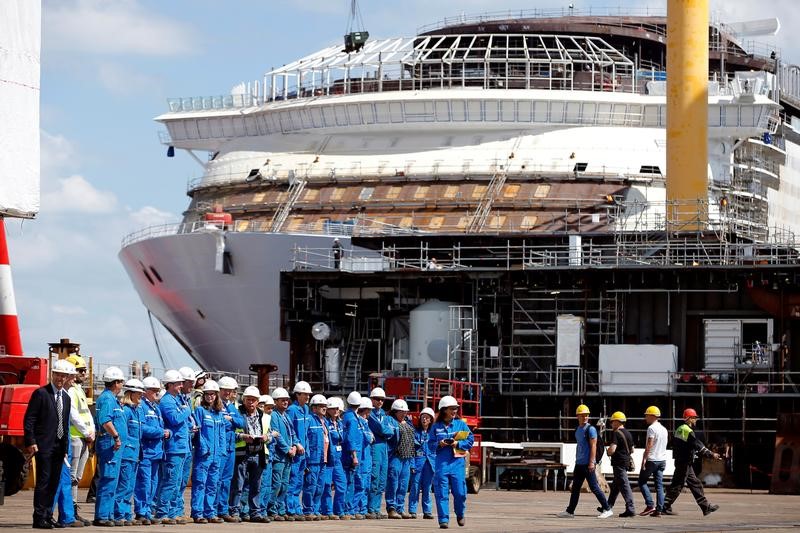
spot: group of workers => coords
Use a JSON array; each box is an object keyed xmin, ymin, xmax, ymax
[
  {"xmin": 559, "ymin": 403, "xmax": 722, "ymax": 519},
  {"xmin": 27, "ymin": 358, "xmax": 474, "ymax": 530}
]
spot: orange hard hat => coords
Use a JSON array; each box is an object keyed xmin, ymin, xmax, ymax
[{"xmin": 683, "ymin": 408, "xmax": 699, "ymax": 419}]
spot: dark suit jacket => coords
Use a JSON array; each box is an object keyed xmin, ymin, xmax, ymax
[{"xmin": 23, "ymin": 384, "xmax": 71, "ymax": 453}]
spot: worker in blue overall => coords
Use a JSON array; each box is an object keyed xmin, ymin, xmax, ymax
[
  {"xmin": 258, "ymin": 395, "xmax": 277, "ymax": 515},
  {"xmin": 302, "ymin": 394, "xmax": 328, "ymax": 519},
  {"xmin": 155, "ymin": 369, "xmax": 193, "ymax": 524},
  {"xmin": 53, "ymin": 364, "xmax": 87, "ymax": 528},
  {"xmin": 429, "ymin": 395, "xmax": 474, "ymax": 529},
  {"xmin": 320, "ymin": 397, "xmax": 347, "ymax": 519},
  {"xmin": 341, "ymin": 391, "xmax": 364, "ymax": 519},
  {"xmin": 114, "ymin": 379, "xmax": 145, "ymax": 525},
  {"xmin": 92, "ymin": 366, "xmax": 127, "ymax": 527},
  {"xmin": 216, "ymin": 376, "xmax": 244, "ymax": 522},
  {"xmin": 385, "ymin": 399, "xmax": 415, "ymax": 519},
  {"xmin": 191, "ymin": 379, "xmax": 226, "ymax": 523},
  {"xmin": 267, "ymin": 387, "xmax": 298, "ymax": 521},
  {"xmin": 356, "ymin": 397, "xmax": 375, "ymax": 518},
  {"xmin": 134, "ymin": 376, "xmax": 168, "ymax": 525},
  {"xmin": 286, "ymin": 381, "xmax": 312, "ymax": 519},
  {"xmin": 409, "ymin": 407, "xmax": 436, "ymax": 519},
  {"xmin": 176, "ymin": 366, "xmax": 199, "ymax": 522},
  {"xmin": 367, "ymin": 387, "xmax": 393, "ymax": 518}
]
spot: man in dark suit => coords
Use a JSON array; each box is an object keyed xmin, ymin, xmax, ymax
[{"xmin": 24, "ymin": 359, "xmax": 76, "ymax": 529}]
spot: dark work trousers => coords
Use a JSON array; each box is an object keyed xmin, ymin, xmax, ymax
[
  {"xmin": 566, "ymin": 464, "xmax": 610, "ymax": 514},
  {"xmin": 664, "ymin": 461, "xmax": 710, "ymax": 512},
  {"xmin": 607, "ymin": 465, "xmax": 635, "ymax": 513},
  {"xmin": 33, "ymin": 440, "xmax": 68, "ymax": 523}
]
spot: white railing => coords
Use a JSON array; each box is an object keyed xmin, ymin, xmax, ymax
[{"xmin": 166, "ymin": 93, "xmax": 258, "ymax": 114}]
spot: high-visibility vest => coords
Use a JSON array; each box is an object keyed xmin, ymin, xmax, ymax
[
  {"xmin": 69, "ymin": 384, "xmax": 95, "ymax": 438},
  {"xmin": 235, "ymin": 409, "xmax": 271, "ymax": 455}
]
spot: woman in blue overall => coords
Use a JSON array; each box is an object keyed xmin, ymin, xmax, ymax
[
  {"xmin": 385, "ymin": 399, "xmax": 415, "ymax": 519},
  {"xmin": 429, "ymin": 395, "xmax": 474, "ymax": 529},
  {"xmin": 92, "ymin": 366, "xmax": 127, "ymax": 527},
  {"xmin": 408, "ymin": 407, "xmax": 436, "ymax": 519},
  {"xmin": 114, "ymin": 379, "xmax": 145, "ymax": 525},
  {"xmin": 356, "ymin": 397, "xmax": 374, "ymax": 518},
  {"xmin": 216, "ymin": 376, "xmax": 244, "ymax": 522},
  {"xmin": 302, "ymin": 394, "xmax": 328, "ymax": 519},
  {"xmin": 266, "ymin": 387, "xmax": 298, "ymax": 521},
  {"xmin": 320, "ymin": 397, "xmax": 347, "ymax": 519},
  {"xmin": 134, "ymin": 377, "xmax": 168, "ymax": 525},
  {"xmin": 191, "ymin": 379, "xmax": 226, "ymax": 523},
  {"xmin": 341, "ymin": 391, "xmax": 363, "ymax": 519}
]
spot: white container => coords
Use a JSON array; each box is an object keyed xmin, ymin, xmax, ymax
[
  {"xmin": 324, "ymin": 347, "xmax": 341, "ymax": 386},
  {"xmin": 409, "ymin": 300, "xmax": 455, "ymax": 369}
]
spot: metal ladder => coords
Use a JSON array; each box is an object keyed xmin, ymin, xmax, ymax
[
  {"xmin": 269, "ymin": 175, "xmax": 307, "ymax": 232},
  {"xmin": 342, "ymin": 321, "xmax": 367, "ymax": 390},
  {"xmin": 467, "ymin": 134, "xmax": 524, "ymax": 233}
]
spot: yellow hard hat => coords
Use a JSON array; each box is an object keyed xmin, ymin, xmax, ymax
[
  {"xmin": 644, "ymin": 405, "xmax": 661, "ymax": 417},
  {"xmin": 65, "ymin": 354, "xmax": 87, "ymax": 369},
  {"xmin": 610, "ymin": 411, "xmax": 627, "ymax": 422},
  {"xmin": 576, "ymin": 404, "xmax": 590, "ymax": 415}
]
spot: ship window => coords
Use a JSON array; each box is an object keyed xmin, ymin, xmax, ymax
[
  {"xmin": 573, "ymin": 162, "xmax": 588, "ymax": 172},
  {"xmin": 444, "ymin": 185, "xmax": 459, "ymax": 199},
  {"xmin": 330, "ymin": 188, "xmax": 345, "ymax": 201},
  {"xmin": 141, "ymin": 268, "xmax": 154, "ymax": 286},
  {"xmin": 359, "ymin": 187, "xmax": 375, "ymax": 200},
  {"xmin": 235, "ymin": 220, "xmax": 250, "ymax": 232},
  {"xmin": 429, "ymin": 216, "xmax": 445, "ymax": 229},
  {"xmin": 197, "ymin": 309, "xmax": 206, "ymax": 320},
  {"xmin": 534, "ymin": 184, "xmax": 551, "ymax": 198},
  {"xmin": 457, "ymin": 216, "xmax": 471, "ymax": 230},
  {"xmin": 149, "ymin": 266, "xmax": 163, "ymax": 283},
  {"xmin": 399, "ymin": 216, "xmax": 413, "ymax": 228},
  {"xmin": 472, "ymin": 185, "xmax": 487, "ymax": 199},
  {"xmin": 286, "ymin": 217, "xmax": 304, "ymax": 231},
  {"xmin": 521, "ymin": 215, "xmax": 538, "ymax": 229},
  {"xmin": 639, "ymin": 165, "xmax": 661, "ymax": 174},
  {"xmin": 489, "ymin": 215, "xmax": 506, "ymax": 229},
  {"xmin": 503, "ymin": 184, "xmax": 520, "ymax": 198},
  {"xmin": 304, "ymin": 189, "xmax": 319, "ymax": 201},
  {"xmin": 414, "ymin": 186, "xmax": 429, "ymax": 199},
  {"xmin": 386, "ymin": 186, "xmax": 402, "ymax": 200}
]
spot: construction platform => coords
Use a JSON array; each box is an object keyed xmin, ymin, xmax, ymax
[{"xmin": 3, "ymin": 488, "xmax": 799, "ymax": 532}]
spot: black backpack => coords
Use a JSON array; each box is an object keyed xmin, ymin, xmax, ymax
[{"xmin": 584, "ymin": 422, "xmax": 605, "ymax": 462}]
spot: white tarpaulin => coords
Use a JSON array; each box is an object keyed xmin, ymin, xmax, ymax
[{"xmin": 0, "ymin": 0, "xmax": 41, "ymax": 218}]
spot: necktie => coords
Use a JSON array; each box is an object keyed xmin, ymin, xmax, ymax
[{"xmin": 56, "ymin": 390, "xmax": 64, "ymax": 439}]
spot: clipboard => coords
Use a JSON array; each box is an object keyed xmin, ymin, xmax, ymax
[{"xmin": 454, "ymin": 430, "xmax": 470, "ymax": 441}]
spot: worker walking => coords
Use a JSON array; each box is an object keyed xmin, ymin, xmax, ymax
[
  {"xmin": 408, "ymin": 407, "xmax": 436, "ymax": 519},
  {"xmin": 341, "ymin": 392, "xmax": 364, "ymax": 519},
  {"xmin": 155, "ymin": 370, "xmax": 193, "ymax": 524},
  {"xmin": 605, "ymin": 411, "xmax": 636, "ymax": 517},
  {"xmin": 267, "ymin": 387, "xmax": 298, "ymax": 521},
  {"xmin": 638, "ymin": 405, "xmax": 668, "ymax": 517},
  {"xmin": 356, "ymin": 397, "xmax": 375, "ymax": 518},
  {"xmin": 216, "ymin": 376, "xmax": 244, "ymax": 522},
  {"xmin": 134, "ymin": 377, "xmax": 168, "ymax": 525},
  {"xmin": 367, "ymin": 387, "xmax": 393, "ymax": 518},
  {"xmin": 557, "ymin": 404, "xmax": 612, "ymax": 519},
  {"xmin": 65, "ymin": 354, "xmax": 94, "ymax": 526},
  {"xmin": 663, "ymin": 408, "xmax": 721, "ymax": 516},
  {"xmin": 321, "ymin": 397, "xmax": 347, "ymax": 519},
  {"xmin": 92, "ymin": 366, "xmax": 127, "ymax": 527},
  {"xmin": 191, "ymin": 380, "xmax": 226, "ymax": 523},
  {"xmin": 429, "ymin": 395, "xmax": 474, "ymax": 529},
  {"xmin": 385, "ymin": 399, "xmax": 415, "ymax": 519},
  {"xmin": 114, "ymin": 379, "xmax": 145, "ymax": 525},
  {"xmin": 303, "ymin": 394, "xmax": 329, "ymax": 519},
  {"xmin": 286, "ymin": 381, "xmax": 313, "ymax": 519}
]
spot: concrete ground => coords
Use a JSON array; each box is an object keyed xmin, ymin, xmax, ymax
[{"xmin": 2, "ymin": 487, "xmax": 799, "ymax": 532}]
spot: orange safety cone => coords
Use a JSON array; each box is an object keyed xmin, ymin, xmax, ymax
[{"xmin": 0, "ymin": 217, "xmax": 23, "ymax": 356}]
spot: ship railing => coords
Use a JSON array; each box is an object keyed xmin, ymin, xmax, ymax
[
  {"xmin": 91, "ymin": 362, "xmax": 288, "ymax": 391},
  {"xmin": 166, "ymin": 93, "xmax": 258, "ymax": 114}
]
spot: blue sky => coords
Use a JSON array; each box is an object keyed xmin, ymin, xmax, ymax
[{"xmin": 6, "ymin": 0, "xmax": 797, "ymax": 372}]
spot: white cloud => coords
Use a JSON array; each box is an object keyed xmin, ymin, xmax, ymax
[
  {"xmin": 43, "ymin": 175, "xmax": 118, "ymax": 214},
  {"xmin": 41, "ymin": 130, "xmax": 78, "ymax": 176},
  {"xmin": 129, "ymin": 205, "xmax": 178, "ymax": 228},
  {"xmin": 44, "ymin": 0, "xmax": 196, "ymax": 57},
  {"xmin": 51, "ymin": 304, "xmax": 88, "ymax": 316},
  {"xmin": 96, "ymin": 62, "xmax": 163, "ymax": 96}
]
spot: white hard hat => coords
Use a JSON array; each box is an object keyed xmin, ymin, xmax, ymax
[
  {"xmin": 334, "ymin": 397, "xmax": 345, "ymax": 410},
  {"xmin": 438, "ymin": 395, "xmax": 459, "ymax": 410},
  {"xmin": 178, "ymin": 366, "xmax": 195, "ymax": 381},
  {"xmin": 142, "ymin": 376, "xmax": 161, "ymax": 389},
  {"xmin": 310, "ymin": 394, "xmax": 327, "ymax": 406},
  {"xmin": 157, "ymin": 389, "xmax": 166, "ymax": 400},
  {"xmin": 326, "ymin": 397, "xmax": 340, "ymax": 409},
  {"xmin": 369, "ymin": 387, "xmax": 386, "ymax": 399},
  {"xmin": 52, "ymin": 359, "xmax": 77, "ymax": 375},
  {"xmin": 293, "ymin": 381, "xmax": 312, "ymax": 394},
  {"xmin": 124, "ymin": 379, "xmax": 145, "ymax": 393},
  {"xmin": 242, "ymin": 386, "xmax": 261, "ymax": 399},
  {"xmin": 259, "ymin": 395, "xmax": 274, "ymax": 405},
  {"xmin": 346, "ymin": 391, "xmax": 362, "ymax": 406},
  {"xmin": 202, "ymin": 379, "xmax": 220, "ymax": 392},
  {"xmin": 218, "ymin": 376, "xmax": 239, "ymax": 390},
  {"xmin": 102, "ymin": 366, "xmax": 125, "ymax": 382},
  {"xmin": 271, "ymin": 387, "xmax": 290, "ymax": 400},
  {"xmin": 194, "ymin": 369, "xmax": 208, "ymax": 380},
  {"xmin": 162, "ymin": 369, "xmax": 183, "ymax": 384},
  {"xmin": 420, "ymin": 407, "xmax": 436, "ymax": 419},
  {"xmin": 358, "ymin": 397, "xmax": 373, "ymax": 410},
  {"xmin": 391, "ymin": 399, "xmax": 409, "ymax": 412}
]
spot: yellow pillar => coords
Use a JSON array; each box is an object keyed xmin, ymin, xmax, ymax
[{"xmin": 666, "ymin": 0, "xmax": 709, "ymax": 229}]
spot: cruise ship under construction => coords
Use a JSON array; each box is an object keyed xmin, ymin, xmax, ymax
[{"xmin": 119, "ymin": 7, "xmax": 800, "ymax": 489}]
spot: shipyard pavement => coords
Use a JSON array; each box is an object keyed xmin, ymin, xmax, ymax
[{"xmin": 2, "ymin": 488, "xmax": 799, "ymax": 532}]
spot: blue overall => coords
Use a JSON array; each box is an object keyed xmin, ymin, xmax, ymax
[
  {"xmin": 320, "ymin": 416, "xmax": 347, "ymax": 517},
  {"xmin": 286, "ymin": 401, "xmax": 311, "ymax": 516},
  {"xmin": 367, "ymin": 407, "xmax": 393, "ymax": 514},
  {"xmin": 259, "ymin": 412, "xmax": 276, "ymax": 513},
  {"xmin": 94, "ymin": 388, "xmax": 128, "ymax": 521},
  {"xmin": 408, "ymin": 426, "xmax": 435, "ymax": 515},
  {"xmin": 267, "ymin": 408, "xmax": 296, "ymax": 517},
  {"xmin": 156, "ymin": 392, "xmax": 192, "ymax": 519},
  {"xmin": 341, "ymin": 409, "xmax": 363, "ymax": 516},
  {"xmin": 191, "ymin": 405, "xmax": 225, "ymax": 519},
  {"xmin": 429, "ymin": 419, "xmax": 474, "ymax": 525},
  {"xmin": 134, "ymin": 398, "xmax": 165, "ymax": 520},
  {"xmin": 356, "ymin": 416, "xmax": 373, "ymax": 515},
  {"xmin": 215, "ymin": 400, "xmax": 243, "ymax": 517},
  {"xmin": 177, "ymin": 392, "xmax": 196, "ymax": 518},
  {"xmin": 385, "ymin": 416, "xmax": 413, "ymax": 513},
  {"xmin": 114, "ymin": 403, "xmax": 143, "ymax": 521},
  {"xmin": 53, "ymin": 441, "xmax": 75, "ymax": 525},
  {"xmin": 302, "ymin": 412, "xmax": 327, "ymax": 515}
]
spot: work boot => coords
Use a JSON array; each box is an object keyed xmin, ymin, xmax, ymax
[
  {"xmin": 221, "ymin": 515, "xmax": 238, "ymax": 523},
  {"xmin": 150, "ymin": 518, "xmax": 162, "ymax": 525},
  {"xmin": 66, "ymin": 521, "xmax": 84, "ymax": 528},
  {"xmin": 92, "ymin": 520, "xmax": 114, "ymax": 527},
  {"xmin": 703, "ymin": 504, "xmax": 719, "ymax": 516},
  {"xmin": 663, "ymin": 507, "xmax": 677, "ymax": 516},
  {"xmin": 423, "ymin": 513, "xmax": 434, "ymax": 519},
  {"xmin": 193, "ymin": 518, "xmax": 207, "ymax": 524},
  {"xmin": 401, "ymin": 513, "xmax": 412, "ymax": 519},
  {"xmin": 439, "ymin": 523, "xmax": 449, "ymax": 529},
  {"xmin": 339, "ymin": 515, "xmax": 350, "ymax": 520},
  {"xmin": 74, "ymin": 506, "xmax": 91, "ymax": 527},
  {"xmin": 638, "ymin": 506, "xmax": 655, "ymax": 516},
  {"xmin": 457, "ymin": 517, "xmax": 465, "ymax": 527},
  {"xmin": 365, "ymin": 513, "xmax": 376, "ymax": 519},
  {"xmin": 113, "ymin": 520, "xmax": 125, "ymax": 526},
  {"xmin": 387, "ymin": 509, "xmax": 402, "ymax": 519},
  {"xmin": 271, "ymin": 515, "xmax": 285, "ymax": 522},
  {"xmin": 207, "ymin": 517, "xmax": 224, "ymax": 524},
  {"xmin": 159, "ymin": 519, "xmax": 175, "ymax": 525}
]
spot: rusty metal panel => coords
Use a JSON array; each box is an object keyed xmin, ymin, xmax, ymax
[{"xmin": 771, "ymin": 413, "xmax": 800, "ymax": 494}]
